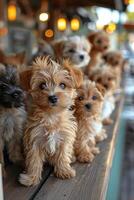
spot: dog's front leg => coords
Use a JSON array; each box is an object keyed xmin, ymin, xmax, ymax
[
  {"xmin": 7, "ymin": 136, "xmax": 23, "ymax": 164},
  {"xmin": 52, "ymin": 143, "xmax": 76, "ymax": 179},
  {"xmin": 19, "ymin": 146, "xmax": 45, "ymax": 186}
]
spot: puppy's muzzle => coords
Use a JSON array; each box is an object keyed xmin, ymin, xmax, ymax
[{"xmin": 48, "ymin": 95, "xmax": 58, "ymax": 105}]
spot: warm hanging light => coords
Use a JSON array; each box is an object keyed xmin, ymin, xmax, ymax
[
  {"xmin": 128, "ymin": 0, "xmax": 134, "ymax": 4},
  {"xmin": 105, "ymin": 23, "xmax": 116, "ymax": 34},
  {"xmin": 57, "ymin": 17, "xmax": 67, "ymax": 31},
  {"xmin": 71, "ymin": 18, "xmax": 80, "ymax": 31},
  {"xmin": 124, "ymin": 0, "xmax": 134, "ymax": 4},
  {"xmin": 45, "ymin": 29, "xmax": 54, "ymax": 38},
  {"xmin": 39, "ymin": 13, "xmax": 49, "ymax": 22},
  {"xmin": 8, "ymin": 2, "xmax": 17, "ymax": 21}
]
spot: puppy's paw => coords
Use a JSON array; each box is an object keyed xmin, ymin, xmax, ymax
[
  {"xmin": 77, "ymin": 152, "xmax": 94, "ymax": 163},
  {"xmin": 19, "ymin": 173, "xmax": 40, "ymax": 186},
  {"xmin": 55, "ymin": 167, "xmax": 76, "ymax": 179},
  {"xmin": 96, "ymin": 131, "xmax": 107, "ymax": 143},
  {"xmin": 103, "ymin": 118, "xmax": 113, "ymax": 125},
  {"xmin": 92, "ymin": 147, "xmax": 100, "ymax": 155}
]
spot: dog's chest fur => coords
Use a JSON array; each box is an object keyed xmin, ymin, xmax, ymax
[
  {"xmin": 34, "ymin": 111, "xmax": 77, "ymax": 156},
  {"xmin": 77, "ymin": 117, "xmax": 102, "ymax": 140},
  {"xmin": 0, "ymin": 107, "xmax": 26, "ymax": 142},
  {"xmin": 45, "ymin": 132, "xmax": 62, "ymax": 155},
  {"xmin": 102, "ymin": 95, "xmax": 115, "ymax": 120}
]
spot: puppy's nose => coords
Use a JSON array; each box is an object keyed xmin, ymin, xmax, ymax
[
  {"xmin": 104, "ymin": 84, "xmax": 108, "ymax": 89},
  {"xmin": 48, "ymin": 95, "xmax": 58, "ymax": 104},
  {"xmin": 12, "ymin": 91, "xmax": 22, "ymax": 99},
  {"xmin": 79, "ymin": 55, "xmax": 84, "ymax": 60},
  {"xmin": 104, "ymin": 46, "xmax": 108, "ymax": 50},
  {"xmin": 85, "ymin": 103, "xmax": 91, "ymax": 110}
]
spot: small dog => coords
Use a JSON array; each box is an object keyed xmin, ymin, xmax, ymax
[
  {"xmin": 0, "ymin": 63, "xmax": 26, "ymax": 174},
  {"xmin": 52, "ymin": 36, "xmax": 91, "ymax": 68},
  {"xmin": 74, "ymin": 80, "xmax": 106, "ymax": 163},
  {"xmin": 19, "ymin": 56, "xmax": 83, "ymax": 186},
  {"xmin": 91, "ymin": 68, "xmax": 117, "ymax": 125},
  {"xmin": 102, "ymin": 51, "xmax": 124, "ymax": 88},
  {"xmin": 85, "ymin": 31, "xmax": 110, "ymax": 76}
]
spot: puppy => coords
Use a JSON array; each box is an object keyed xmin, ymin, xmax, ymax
[
  {"xmin": 52, "ymin": 36, "xmax": 91, "ymax": 68},
  {"xmin": 102, "ymin": 51, "xmax": 124, "ymax": 88},
  {"xmin": 85, "ymin": 31, "xmax": 110, "ymax": 76},
  {"xmin": 0, "ymin": 63, "xmax": 26, "ymax": 174},
  {"xmin": 74, "ymin": 80, "xmax": 106, "ymax": 163},
  {"xmin": 91, "ymin": 68, "xmax": 117, "ymax": 125},
  {"xmin": 19, "ymin": 57, "xmax": 83, "ymax": 186}
]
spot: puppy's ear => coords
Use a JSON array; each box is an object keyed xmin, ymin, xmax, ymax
[
  {"xmin": 96, "ymin": 83, "xmax": 106, "ymax": 97},
  {"xmin": 63, "ymin": 59, "xmax": 83, "ymax": 88},
  {"xmin": 88, "ymin": 32, "xmax": 97, "ymax": 43},
  {"xmin": 20, "ymin": 69, "xmax": 32, "ymax": 91},
  {"xmin": 52, "ymin": 40, "xmax": 65, "ymax": 59}
]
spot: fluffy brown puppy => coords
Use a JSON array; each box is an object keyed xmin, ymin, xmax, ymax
[
  {"xmin": 19, "ymin": 56, "xmax": 83, "ymax": 186},
  {"xmin": 52, "ymin": 36, "xmax": 91, "ymax": 68},
  {"xmin": 85, "ymin": 31, "xmax": 110, "ymax": 76},
  {"xmin": 74, "ymin": 80, "xmax": 106, "ymax": 163}
]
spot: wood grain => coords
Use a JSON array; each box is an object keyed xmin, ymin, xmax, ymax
[{"xmin": 3, "ymin": 164, "xmax": 52, "ymax": 200}]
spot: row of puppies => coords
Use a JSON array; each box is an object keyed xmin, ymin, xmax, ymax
[
  {"xmin": 0, "ymin": 56, "xmax": 107, "ymax": 187},
  {"xmin": 0, "ymin": 31, "xmax": 123, "ymax": 186}
]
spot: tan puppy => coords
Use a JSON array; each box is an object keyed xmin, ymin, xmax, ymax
[
  {"xmin": 74, "ymin": 80, "xmax": 106, "ymax": 163},
  {"xmin": 91, "ymin": 68, "xmax": 117, "ymax": 125},
  {"xmin": 85, "ymin": 31, "xmax": 110, "ymax": 76},
  {"xmin": 102, "ymin": 51, "xmax": 124, "ymax": 88},
  {"xmin": 52, "ymin": 36, "xmax": 91, "ymax": 68},
  {"xmin": 19, "ymin": 57, "xmax": 83, "ymax": 186}
]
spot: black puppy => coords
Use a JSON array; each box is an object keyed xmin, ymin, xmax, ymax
[{"xmin": 0, "ymin": 63, "xmax": 26, "ymax": 174}]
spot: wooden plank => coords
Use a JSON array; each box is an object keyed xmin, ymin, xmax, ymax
[
  {"xmin": 3, "ymin": 164, "xmax": 52, "ymax": 200},
  {"xmin": 34, "ymin": 97, "xmax": 124, "ymax": 200}
]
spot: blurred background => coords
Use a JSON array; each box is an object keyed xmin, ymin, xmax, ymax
[{"xmin": 0, "ymin": 0, "xmax": 134, "ymax": 199}]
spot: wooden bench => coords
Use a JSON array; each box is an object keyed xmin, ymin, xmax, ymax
[{"xmin": 3, "ymin": 97, "xmax": 124, "ymax": 200}]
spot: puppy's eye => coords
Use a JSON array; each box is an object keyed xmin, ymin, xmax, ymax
[
  {"xmin": 78, "ymin": 96, "xmax": 84, "ymax": 101},
  {"xmin": 68, "ymin": 49, "xmax": 75, "ymax": 53},
  {"xmin": 39, "ymin": 82, "xmax": 47, "ymax": 90},
  {"xmin": 108, "ymin": 77, "xmax": 113, "ymax": 81},
  {"xmin": 97, "ymin": 39, "xmax": 102, "ymax": 44},
  {"xmin": 59, "ymin": 83, "xmax": 66, "ymax": 89},
  {"xmin": 92, "ymin": 96, "xmax": 97, "ymax": 100}
]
